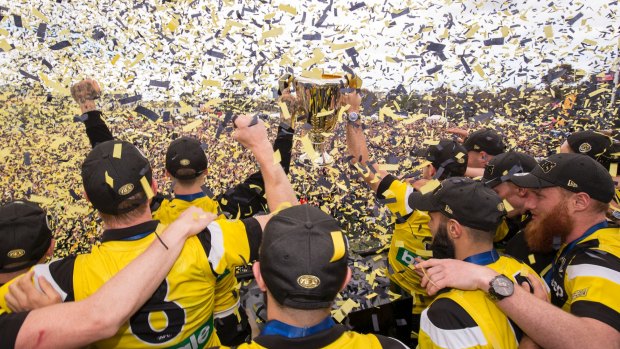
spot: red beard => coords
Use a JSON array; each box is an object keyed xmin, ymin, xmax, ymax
[{"xmin": 524, "ymin": 200, "xmax": 573, "ymax": 253}]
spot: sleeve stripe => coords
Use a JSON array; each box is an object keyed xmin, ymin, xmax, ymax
[
  {"xmin": 33, "ymin": 264, "xmax": 68, "ymax": 301},
  {"xmin": 567, "ymin": 264, "xmax": 620, "ymax": 284},
  {"xmin": 207, "ymin": 222, "xmax": 225, "ymax": 272},
  {"xmin": 404, "ymin": 185, "xmax": 414, "ymax": 215},
  {"xmin": 420, "ymin": 308, "xmax": 488, "ymax": 348}
]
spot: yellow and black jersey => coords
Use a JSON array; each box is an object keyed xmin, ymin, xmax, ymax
[
  {"xmin": 0, "ymin": 219, "xmax": 262, "ymax": 349},
  {"xmin": 419, "ymin": 254, "xmax": 544, "ymax": 349},
  {"xmin": 154, "ymin": 194, "xmax": 238, "ymax": 316},
  {"xmin": 376, "ymin": 175, "xmax": 433, "ymax": 314},
  {"xmin": 548, "ymin": 223, "xmax": 620, "ymax": 332},
  {"xmin": 210, "ymin": 324, "xmax": 408, "ymax": 349},
  {"xmin": 154, "ymin": 195, "xmax": 223, "ymax": 223}
]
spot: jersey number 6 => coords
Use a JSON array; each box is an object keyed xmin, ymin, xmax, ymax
[{"xmin": 130, "ymin": 279, "xmax": 185, "ymax": 344}]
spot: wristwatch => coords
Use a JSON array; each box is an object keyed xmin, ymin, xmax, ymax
[
  {"xmin": 488, "ymin": 274, "xmax": 514, "ymax": 301},
  {"xmin": 346, "ymin": 111, "xmax": 360, "ymax": 123}
]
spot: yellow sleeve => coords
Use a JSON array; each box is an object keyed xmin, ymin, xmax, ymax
[
  {"xmin": 565, "ymin": 251, "xmax": 620, "ymax": 331},
  {"xmin": 377, "ymin": 175, "xmax": 415, "ymax": 218},
  {"xmin": 206, "ymin": 219, "xmax": 260, "ymax": 275}
]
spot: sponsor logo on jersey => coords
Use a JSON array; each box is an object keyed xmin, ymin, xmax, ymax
[{"xmin": 170, "ymin": 317, "xmax": 213, "ymax": 349}]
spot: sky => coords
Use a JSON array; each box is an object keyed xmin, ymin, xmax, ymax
[{"xmin": 0, "ymin": 0, "xmax": 618, "ymax": 100}]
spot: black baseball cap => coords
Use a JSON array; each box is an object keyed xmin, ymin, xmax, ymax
[
  {"xmin": 567, "ymin": 130, "xmax": 613, "ymax": 158},
  {"xmin": 510, "ymin": 153, "xmax": 615, "ymax": 203},
  {"xmin": 409, "ymin": 177, "xmax": 506, "ymax": 231},
  {"xmin": 419, "ymin": 139, "xmax": 468, "ymax": 179},
  {"xmin": 464, "ymin": 128, "xmax": 506, "ymax": 155},
  {"xmin": 483, "ymin": 151, "xmax": 538, "ymax": 188},
  {"xmin": 165, "ymin": 137, "xmax": 208, "ymax": 180},
  {"xmin": 567, "ymin": 130, "xmax": 618, "ymax": 170},
  {"xmin": 0, "ymin": 200, "xmax": 53, "ymax": 273},
  {"xmin": 81, "ymin": 140, "xmax": 154, "ymax": 215},
  {"xmin": 260, "ymin": 205, "xmax": 349, "ymax": 310}
]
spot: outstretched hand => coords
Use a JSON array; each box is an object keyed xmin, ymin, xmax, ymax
[
  {"xmin": 340, "ymin": 91, "xmax": 362, "ymax": 113},
  {"xmin": 71, "ymin": 79, "xmax": 101, "ymax": 104}
]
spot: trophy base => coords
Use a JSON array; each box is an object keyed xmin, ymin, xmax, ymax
[{"xmin": 299, "ymin": 152, "xmax": 334, "ymax": 167}]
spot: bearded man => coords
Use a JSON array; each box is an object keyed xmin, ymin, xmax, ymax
[{"xmin": 415, "ymin": 153, "xmax": 620, "ymax": 349}]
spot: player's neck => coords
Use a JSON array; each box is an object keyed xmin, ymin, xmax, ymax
[
  {"xmin": 564, "ymin": 213, "xmax": 608, "ymax": 245},
  {"xmin": 457, "ymin": 242, "xmax": 494, "ymax": 261},
  {"xmin": 173, "ymin": 183, "xmax": 203, "ymax": 195}
]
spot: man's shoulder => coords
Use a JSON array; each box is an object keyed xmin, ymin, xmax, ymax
[{"xmin": 424, "ymin": 296, "xmax": 478, "ymax": 330}]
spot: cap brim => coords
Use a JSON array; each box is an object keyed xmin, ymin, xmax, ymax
[
  {"xmin": 509, "ymin": 172, "xmax": 556, "ymax": 189},
  {"xmin": 408, "ymin": 191, "xmax": 441, "ymax": 212},
  {"xmin": 482, "ymin": 177, "xmax": 501, "ymax": 188}
]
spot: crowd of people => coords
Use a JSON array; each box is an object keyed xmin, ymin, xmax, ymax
[{"xmin": 0, "ymin": 76, "xmax": 619, "ymax": 349}]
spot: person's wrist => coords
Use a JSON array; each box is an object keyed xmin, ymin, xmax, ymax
[
  {"xmin": 79, "ymin": 100, "xmax": 97, "ymax": 114},
  {"xmin": 477, "ymin": 270, "xmax": 500, "ymax": 293}
]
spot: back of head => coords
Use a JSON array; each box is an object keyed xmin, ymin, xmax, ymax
[
  {"xmin": 567, "ymin": 130, "xmax": 617, "ymax": 171},
  {"xmin": 483, "ymin": 151, "xmax": 538, "ymax": 188},
  {"xmin": 424, "ymin": 139, "xmax": 468, "ymax": 180},
  {"xmin": 0, "ymin": 200, "xmax": 53, "ymax": 273},
  {"xmin": 260, "ymin": 205, "xmax": 348, "ymax": 310},
  {"xmin": 165, "ymin": 137, "xmax": 208, "ymax": 182},
  {"xmin": 464, "ymin": 128, "xmax": 506, "ymax": 156},
  {"xmin": 81, "ymin": 140, "xmax": 154, "ymax": 215}
]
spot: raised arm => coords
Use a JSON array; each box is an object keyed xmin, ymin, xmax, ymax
[
  {"xmin": 71, "ymin": 79, "xmax": 114, "ymax": 148},
  {"xmin": 343, "ymin": 92, "xmax": 388, "ymax": 193},
  {"xmin": 233, "ymin": 115, "xmax": 298, "ymax": 228},
  {"xmin": 13, "ymin": 208, "xmax": 216, "ymax": 349}
]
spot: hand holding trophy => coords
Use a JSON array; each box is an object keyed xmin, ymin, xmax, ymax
[{"xmin": 278, "ymin": 72, "xmax": 362, "ymax": 166}]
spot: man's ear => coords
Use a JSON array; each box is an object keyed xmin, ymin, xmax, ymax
[
  {"xmin": 151, "ymin": 178, "xmax": 158, "ymax": 196},
  {"xmin": 253, "ymin": 262, "xmax": 268, "ymax": 292},
  {"xmin": 340, "ymin": 267, "xmax": 352, "ymax": 292},
  {"xmin": 572, "ymin": 192, "xmax": 591, "ymax": 213},
  {"xmin": 448, "ymin": 219, "xmax": 463, "ymax": 239},
  {"xmin": 517, "ymin": 186, "xmax": 528, "ymax": 198}
]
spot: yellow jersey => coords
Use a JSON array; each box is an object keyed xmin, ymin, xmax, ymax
[
  {"xmin": 154, "ymin": 194, "xmax": 238, "ymax": 316},
  {"xmin": 0, "ymin": 218, "xmax": 262, "ymax": 349},
  {"xmin": 377, "ymin": 175, "xmax": 433, "ymax": 314},
  {"xmin": 549, "ymin": 224, "xmax": 620, "ymax": 332},
  {"xmin": 419, "ymin": 254, "xmax": 544, "ymax": 349}
]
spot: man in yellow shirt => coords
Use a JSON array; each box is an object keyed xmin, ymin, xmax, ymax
[
  {"xmin": 412, "ymin": 177, "xmax": 543, "ymax": 348},
  {"xmin": 209, "ymin": 205, "xmax": 409, "ymax": 349},
  {"xmin": 0, "ymin": 114, "xmax": 298, "ymax": 348}
]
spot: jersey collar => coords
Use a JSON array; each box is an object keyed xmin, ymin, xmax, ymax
[
  {"xmin": 175, "ymin": 192, "xmax": 207, "ymax": 202},
  {"xmin": 463, "ymin": 249, "xmax": 500, "ymax": 266},
  {"xmin": 102, "ymin": 220, "xmax": 160, "ymax": 242},
  {"xmin": 260, "ymin": 316, "xmax": 335, "ymax": 339}
]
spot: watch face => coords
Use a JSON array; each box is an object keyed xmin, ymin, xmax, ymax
[
  {"xmin": 493, "ymin": 276, "xmax": 514, "ymax": 297},
  {"xmin": 348, "ymin": 112, "xmax": 359, "ymax": 122}
]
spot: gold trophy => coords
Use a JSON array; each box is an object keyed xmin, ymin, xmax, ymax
[{"xmin": 278, "ymin": 72, "xmax": 362, "ymax": 166}]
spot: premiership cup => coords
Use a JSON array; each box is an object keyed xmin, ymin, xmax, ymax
[{"xmin": 278, "ymin": 73, "xmax": 362, "ymax": 166}]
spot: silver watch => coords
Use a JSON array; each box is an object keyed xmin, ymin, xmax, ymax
[
  {"xmin": 346, "ymin": 111, "xmax": 360, "ymax": 123},
  {"xmin": 488, "ymin": 274, "xmax": 514, "ymax": 301}
]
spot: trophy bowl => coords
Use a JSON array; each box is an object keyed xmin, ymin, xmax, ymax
[{"xmin": 279, "ymin": 73, "xmax": 362, "ymax": 166}]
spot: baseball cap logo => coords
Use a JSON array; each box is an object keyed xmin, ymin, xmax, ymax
[
  {"xmin": 486, "ymin": 165, "xmax": 495, "ymax": 175},
  {"xmin": 297, "ymin": 275, "xmax": 321, "ymax": 289},
  {"xmin": 567, "ymin": 180, "xmax": 578, "ymax": 188},
  {"xmin": 578, "ymin": 143, "xmax": 592, "ymax": 153},
  {"xmin": 118, "ymin": 183, "xmax": 134, "ymax": 196},
  {"xmin": 7, "ymin": 249, "xmax": 25, "ymax": 259},
  {"xmin": 180, "ymin": 159, "xmax": 190, "ymax": 166},
  {"xmin": 539, "ymin": 160, "xmax": 556, "ymax": 174},
  {"xmin": 444, "ymin": 205, "xmax": 453, "ymax": 214}
]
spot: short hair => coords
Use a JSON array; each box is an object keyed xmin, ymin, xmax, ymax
[{"xmin": 99, "ymin": 192, "xmax": 149, "ymax": 225}]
